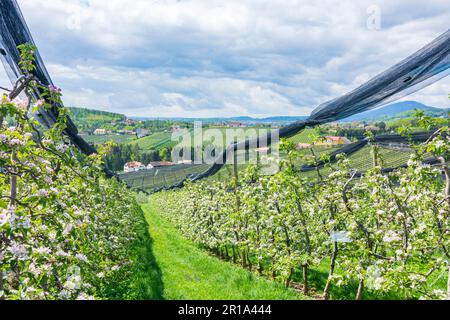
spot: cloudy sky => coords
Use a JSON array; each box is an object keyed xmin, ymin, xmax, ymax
[{"xmin": 1, "ymin": 0, "xmax": 449, "ymax": 117}]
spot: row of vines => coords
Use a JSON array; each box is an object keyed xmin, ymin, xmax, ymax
[{"xmin": 152, "ymin": 122, "xmax": 449, "ymax": 300}]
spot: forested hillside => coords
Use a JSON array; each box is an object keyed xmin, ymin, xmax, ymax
[{"xmin": 68, "ymin": 107, "xmax": 126, "ymax": 133}]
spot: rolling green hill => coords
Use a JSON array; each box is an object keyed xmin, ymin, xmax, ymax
[
  {"xmin": 68, "ymin": 107, "xmax": 126, "ymax": 133},
  {"xmin": 128, "ymin": 132, "xmax": 175, "ymax": 150}
]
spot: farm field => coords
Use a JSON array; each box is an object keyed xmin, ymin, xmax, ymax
[
  {"xmin": 287, "ymin": 128, "xmax": 321, "ymax": 144},
  {"xmin": 120, "ymin": 164, "xmax": 211, "ymax": 190},
  {"xmin": 128, "ymin": 126, "xmax": 276, "ymax": 151},
  {"xmin": 82, "ymin": 134, "xmax": 137, "ymax": 145},
  {"xmin": 119, "ymin": 128, "xmax": 323, "ymax": 190},
  {"xmin": 121, "ymin": 139, "xmax": 416, "ymax": 192},
  {"xmin": 128, "ymin": 132, "xmax": 174, "ymax": 150},
  {"xmin": 294, "ymin": 145, "xmax": 415, "ymax": 179}
]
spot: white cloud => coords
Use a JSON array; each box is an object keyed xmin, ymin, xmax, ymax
[{"xmin": 2, "ymin": 0, "xmax": 449, "ymax": 117}]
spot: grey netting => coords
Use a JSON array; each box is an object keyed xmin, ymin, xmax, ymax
[
  {"xmin": 346, "ymin": 157, "xmax": 440, "ymax": 178},
  {"xmin": 1, "ymin": 0, "xmax": 449, "ymax": 192},
  {"xmin": 0, "ymin": 0, "xmax": 100, "ymax": 158}
]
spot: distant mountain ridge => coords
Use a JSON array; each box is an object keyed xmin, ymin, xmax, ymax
[
  {"xmin": 341, "ymin": 101, "xmax": 448, "ymax": 122},
  {"xmin": 69, "ymin": 100, "xmax": 448, "ymax": 125},
  {"xmin": 68, "ymin": 108, "xmax": 308, "ymax": 123},
  {"xmin": 130, "ymin": 115, "xmax": 309, "ymax": 124},
  {"xmin": 130, "ymin": 101, "xmax": 448, "ymax": 123}
]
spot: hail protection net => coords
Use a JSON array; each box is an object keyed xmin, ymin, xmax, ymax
[
  {"xmin": 0, "ymin": 0, "xmax": 98, "ymax": 158},
  {"xmin": 1, "ymin": 0, "xmax": 449, "ymax": 192}
]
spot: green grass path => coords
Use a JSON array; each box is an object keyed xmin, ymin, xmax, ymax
[{"xmin": 139, "ymin": 202, "xmax": 304, "ymax": 300}]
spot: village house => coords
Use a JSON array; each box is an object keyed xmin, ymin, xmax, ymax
[
  {"xmin": 228, "ymin": 121, "xmax": 246, "ymax": 128},
  {"xmin": 120, "ymin": 130, "xmax": 136, "ymax": 135},
  {"xmin": 297, "ymin": 143, "xmax": 312, "ymax": 149},
  {"xmin": 317, "ymin": 136, "xmax": 351, "ymax": 146},
  {"xmin": 297, "ymin": 136, "xmax": 351, "ymax": 149},
  {"xmin": 123, "ymin": 161, "xmax": 146, "ymax": 173},
  {"xmin": 255, "ymin": 147, "xmax": 270, "ymax": 154},
  {"xmin": 364, "ymin": 125, "xmax": 381, "ymax": 132},
  {"xmin": 177, "ymin": 160, "xmax": 193, "ymax": 165},
  {"xmin": 136, "ymin": 128, "xmax": 151, "ymax": 138},
  {"xmin": 93, "ymin": 129, "xmax": 107, "ymax": 136},
  {"xmin": 124, "ymin": 119, "xmax": 137, "ymax": 126}
]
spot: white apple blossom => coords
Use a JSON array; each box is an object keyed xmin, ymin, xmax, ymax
[
  {"xmin": 9, "ymin": 242, "xmax": 29, "ymax": 261},
  {"xmin": 75, "ymin": 253, "xmax": 88, "ymax": 263},
  {"xmin": 34, "ymin": 247, "xmax": 51, "ymax": 255},
  {"xmin": 37, "ymin": 189, "xmax": 50, "ymax": 198}
]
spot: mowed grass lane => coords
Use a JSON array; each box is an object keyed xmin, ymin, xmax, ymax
[{"xmin": 140, "ymin": 201, "xmax": 304, "ymax": 300}]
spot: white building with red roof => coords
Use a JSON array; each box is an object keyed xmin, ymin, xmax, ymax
[{"xmin": 124, "ymin": 161, "xmax": 146, "ymax": 173}]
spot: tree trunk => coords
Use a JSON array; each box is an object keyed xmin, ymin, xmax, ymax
[
  {"xmin": 372, "ymin": 144, "xmax": 379, "ymax": 168},
  {"xmin": 310, "ymin": 148, "xmax": 323, "ymax": 181},
  {"xmin": 356, "ymin": 278, "xmax": 364, "ymax": 300},
  {"xmin": 285, "ymin": 268, "xmax": 294, "ymax": 287},
  {"xmin": 224, "ymin": 246, "xmax": 229, "ymax": 261},
  {"xmin": 323, "ymin": 242, "xmax": 338, "ymax": 300},
  {"xmin": 241, "ymin": 249, "xmax": 247, "ymax": 268},
  {"xmin": 303, "ymin": 264, "xmax": 309, "ymax": 295}
]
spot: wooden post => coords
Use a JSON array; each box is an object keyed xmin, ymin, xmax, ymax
[
  {"xmin": 372, "ymin": 144, "xmax": 379, "ymax": 168},
  {"xmin": 233, "ymin": 144, "xmax": 239, "ymax": 184}
]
